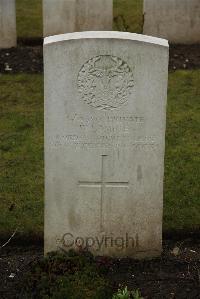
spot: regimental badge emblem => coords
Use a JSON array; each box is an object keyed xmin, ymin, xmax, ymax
[{"xmin": 77, "ymin": 55, "xmax": 134, "ymax": 110}]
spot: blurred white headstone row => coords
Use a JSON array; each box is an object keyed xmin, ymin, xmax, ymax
[
  {"xmin": 0, "ymin": 0, "xmax": 16, "ymax": 48},
  {"xmin": 1, "ymin": 0, "xmax": 200, "ymax": 48}
]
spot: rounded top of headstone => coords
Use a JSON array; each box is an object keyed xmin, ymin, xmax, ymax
[{"xmin": 44, "ymin": 31, "xmax": 169, "ymax": 48}]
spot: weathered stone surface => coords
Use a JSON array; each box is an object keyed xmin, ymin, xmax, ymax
[
  {"xmin": 44, "ymin": 31, "xmax": 169, "ymax": 258},
  {"xmin": 43, "ymin": 0, "xmax": 113, "ymax": 37},
  {"xmin": 143, "ymin": 0, "xmax": 200, "ymax": 44},
  {"xmin": 0, "ymin": 0, "xmax": 16, "ymax": 48}
]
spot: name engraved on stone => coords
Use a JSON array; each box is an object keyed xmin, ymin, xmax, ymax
[
  {"xmin": 77, "ymin": 55, "xmax": 134, "ymax": 110},
  {"xmin": 78, "ymin": 155, "xmax": 129, "ymax": 232}
]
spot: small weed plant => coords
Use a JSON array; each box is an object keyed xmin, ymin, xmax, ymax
[{"xmin": 113, "ymin": 286, "xmax": 143, "ymax": 299}]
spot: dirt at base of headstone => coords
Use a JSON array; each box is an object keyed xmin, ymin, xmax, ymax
[
  {"xmin": 0, "ymin": 46, "xmax": 43, "ymax": 74},
  {"xmin": 0, "ymin": 43, "xmax": 200, "ymax": 74},
  {"xmin": 0, "ymin": 239, "xmax": 199, "ymax": 299},
  {"xmin": 169, "ymin": 44, "xmax": 200, "ymax": 71}
]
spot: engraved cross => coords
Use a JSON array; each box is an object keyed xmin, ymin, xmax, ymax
[{"xmin": 78, "ymin": 155, "xmax": 129, "ymax": 231}]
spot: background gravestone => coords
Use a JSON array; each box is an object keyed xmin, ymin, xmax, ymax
[
  {"xmin": 143, "ymin": 0, "xmax": 200, "ymax": 44},
  {"xmin": 0, "ymin": 0, "xmax": 16, "ymax": 48},
  {"xmin": 44, "ymin": 31, "xmax": 169, "ymax": 258},
  {"xmin": 43, "ymin": 0, "xmax": 113, "ymax": 37}
]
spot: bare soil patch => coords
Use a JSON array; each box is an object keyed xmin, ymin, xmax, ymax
[
  {"xmin": 169, "ymin": 44, "xmax": 200, "ymax": 71},
  {"xmin": 0, "ymin": 238, "xmax": 199, "ymax": 299}
]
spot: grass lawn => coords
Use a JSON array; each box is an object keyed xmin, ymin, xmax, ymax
[
  {"xmin": 113, "ymin": 0, "xmax": 143, "ymax": 33},
  {"xmin": 164, "ymin": 71, "xmax": 200, "ymax": 231},
  {"xmin": 0, "ymin": 75, "xmax": 44, "ymax": 238},
  {"xmin": 16, "ymin": 0, "xmax": 143, "ymax": 38},
  {"xmin": 16, "ymin": 0, "xmax": 43, "ymax": 38},
  {"xmin": 0, "ymin": 71, "xmax": 199, "ymax": 237}
]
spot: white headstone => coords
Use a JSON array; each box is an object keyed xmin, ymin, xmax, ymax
[
  {"xmin": 44, "ymin": 31, "xmax": 169, "ymax": 258},
  {"xmin": 143, "ymin": 0, "xmax": 200, "ymax": 44},
  {"xmin": 43, "ymin": 0, "xmax": 113, "ymax": 37},
  {"xmin": 0, "ymin": 0, "xmax": 16, "ymax": 48}
]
